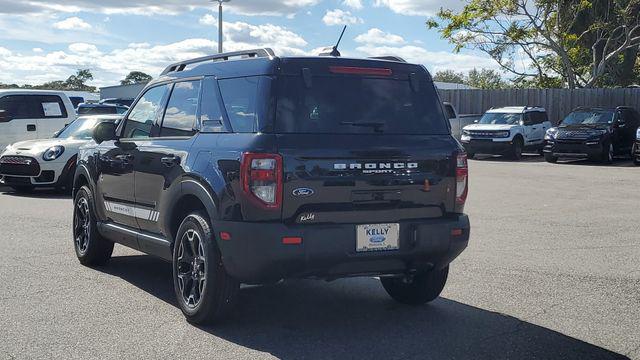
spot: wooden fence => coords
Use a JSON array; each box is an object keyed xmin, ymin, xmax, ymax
[{"xmin": 438, "ymin": 88, "xmax": 640, "ymax": 124}]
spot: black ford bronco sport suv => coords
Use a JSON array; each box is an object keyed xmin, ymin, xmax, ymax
[{"xmin": 73, "ymin": 49, "xmax": 470, "ymax": 325}]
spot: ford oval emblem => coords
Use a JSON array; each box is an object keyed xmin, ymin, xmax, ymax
[
  {"xmin": 292, "ymin": 188, "xmax": 315, "ymax": 197},
  {"xmin": 369, "ymin": 235, "xmax": 386, "ymax": 243}
]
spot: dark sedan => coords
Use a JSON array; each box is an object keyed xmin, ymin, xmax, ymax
[{"xmin": 544, "ymin": 107, "xmax": 640, "ymax": 164}]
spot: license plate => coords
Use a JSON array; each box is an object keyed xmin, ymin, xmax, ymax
[{"xmin": 356, "ymin": 223, "xmax": 400, "ymax": 252}]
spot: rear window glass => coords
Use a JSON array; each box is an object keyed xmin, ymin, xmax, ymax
[{"xmin": 275, "ymin": 75, "xmax": 448, "ymax": 134}]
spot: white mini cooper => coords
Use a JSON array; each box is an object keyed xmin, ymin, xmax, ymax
[{"xmin": 0, "ymin": 115, "xmax": 121, "ymax": 193}]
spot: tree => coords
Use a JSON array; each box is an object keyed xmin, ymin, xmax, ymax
[
  {"xmin": 33, "ymin": 69, "xmax": 96, "ymax": 92},
  {"xmin": 466, "ymin": 68, "xmax": 509, "ymax": 89},
  {"xmin": 429, "ymin": 0, "xmax": 640, "ymax": 88},
  {"xmin": 433, "ymin": 70, "xmax": 466, "ymax": 84},
  {"xmin": 120, "ymin": 71, "xmax": 152, "ymax": 85}
]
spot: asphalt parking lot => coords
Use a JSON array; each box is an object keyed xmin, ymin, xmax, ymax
[{"xmin": 0, "ymin": 156, "xmax": 638, "ymax": 360}]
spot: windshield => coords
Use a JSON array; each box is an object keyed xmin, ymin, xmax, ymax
[
  {"xmin": 275, "ymin": 75, "xmax": 449, "ymax": 134},
  {"xmin": 479, "ymin": 113, "xmax": 522, "ymax": 125},
  {"xmin": 55, "ymin": 117, "xmax": 111, "ymax": 140},
  {"xmin": 560, "ymin": 110, "xmax": 614, "ymax": 126}
]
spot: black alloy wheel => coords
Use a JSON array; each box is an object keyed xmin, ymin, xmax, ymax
[{"xmin": 176, "ymin": 229, "xmax": 208, "ymax": 309}]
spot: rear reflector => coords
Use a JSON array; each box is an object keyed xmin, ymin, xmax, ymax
[
  {"xmin": 282, "ymin": 237, "xmax": 303, "ymax": 245},
  {"xmin": 329, "ymin": 66, "xmax": 393, "ymax": 76},
  {"xmin": 220, "ymin": 232, "xmax": 232, "ymax": 241},
  {"xmin": 451, "ymin": 229, "xmax": 463, "ymax": 237}
]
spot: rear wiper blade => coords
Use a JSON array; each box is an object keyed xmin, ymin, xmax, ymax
[{"xmin": 340, "ymin": 121, "xmax": 386, "ymax": 131}]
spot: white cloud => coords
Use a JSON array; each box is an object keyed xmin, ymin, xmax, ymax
[
  {"xmin": 0, "ymin": 19, "xmax": 313, "ymax": 87},
  {"xmin": 342, "ymin": 0, "xmax": 364, "ymax": 10},
  {"xmin": 32, "ymin": 48, "xmax": 44, "ymax": 53},
  {"xmin": 373, "ymin": 0, "xmax": 464, "ymax": 16},
  {"xmin": 355, "ymin": 28, "xmax": 405, "ymax": 45},
  {"xmin": 68, "ymin": 43, "xmax": 100, "ymax": 55},
  {"xmin": 199, "ymin": 14, "xmax": 217, "ymax": 26},
  {"xmin": 0, "ymin": 0, "xmax": 320, "ymax": 17},
  {"xmin": 322, "ymin": 9, "xmax": 363, "ymax": 26},
  {"xmin": 53, "ymin": 17, "xmax": 92, "ymax": 30},
  {"xmin": 356, "ymin": 44, "xmax": 501, "ymax": 74}
]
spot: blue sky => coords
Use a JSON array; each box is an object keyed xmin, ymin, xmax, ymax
[{"xmin": 0, "ymin": 0, "xmax": 500, "ymax": 88}]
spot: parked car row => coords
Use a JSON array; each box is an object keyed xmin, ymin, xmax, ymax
[{"xmin": 450, "ymin": 103, "xmax": 640, "ymax": 165}]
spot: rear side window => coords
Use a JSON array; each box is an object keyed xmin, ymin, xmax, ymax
[
  {"xmin": 0, "ymin": 95, "xmax": 67, "ymax": 121},
  {"xmin": 200, "ymin": 77, "xmax": 226, "ymax": 132},
  {"xmin": 160, "ymin": 80, "xmax": 201, "ymax": 137},
  {"xmin": 529, "ymin": 111, "xmax": 547, "ymax": 124},
  {"xmin": 122, "ymin": 85, "xmax": 170, "ymax": 139},
  {"xmin": 275, "ymin": 75, "xmax": 448, "ymax": 134},
  {"xmin": 218, "ymin": 77, "xmax": 259, "ymax": 133}
]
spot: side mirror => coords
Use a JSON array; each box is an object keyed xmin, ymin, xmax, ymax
[{"xmin": 93, "ymin": 122, "xmax": 118, "ymax": 144}]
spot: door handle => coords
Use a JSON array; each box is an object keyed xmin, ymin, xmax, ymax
[
  {"xmin": 161, "ymin": 155, "xmax": 180, "ymax": 167},
  {"xmin": 27, "ymin": 124, "xmax": 36, "ymax": 132}
]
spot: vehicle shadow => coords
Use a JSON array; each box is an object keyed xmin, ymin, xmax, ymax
[
  {"xmin": 471, "ymin": 154, "xmax": 637, "ymax": 167},
  {"xmin": 471, "ymin": 154, "xmax": 545, "ymax": 162},
  {"xmin": 99, "ymin": 255, "xmax": 629, "ymax": 360},
  {"xmin": 0, "ymin": 186, "xmax": 71, "ymax": 199}
]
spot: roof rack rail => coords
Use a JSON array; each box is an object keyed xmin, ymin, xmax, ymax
[
  {"xmin": 160, "ymin": 48, "xmax": 275, "ymax": 76},
  {"xmin": 368, "ymin": 56, "xmax": 407, "ymax": 63}
]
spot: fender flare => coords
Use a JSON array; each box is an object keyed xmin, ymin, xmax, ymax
[
  {"xmin": 169, "ymin": 176, "xmax": 220, "ymax": 231},
  {"xmin": 73, "ymin": 162, "xmax": 96, "ymax": 196}
]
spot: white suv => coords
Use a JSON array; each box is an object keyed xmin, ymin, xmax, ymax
[{"xmin": 460, "ymin": 106, "xmax": 552, "ymax": 160}]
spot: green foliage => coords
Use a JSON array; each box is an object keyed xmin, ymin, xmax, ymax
[
  {"xmin": 433, "ymin": 70, "xmax": 466, "ymax": 84},
  {"xmin": 466, "ymin": 68, "xmax": 509, "ymax": 89},
  {"xmin": 120, "ymin": 71, "xmax": 152, "ymax": 86},
  {"xmin": 434, "ymin": 68, "xmax": 511, "ymax": 89},
  {"xmin": 430, "ymin": 0, "xmax": 640, "ymax": 88}
]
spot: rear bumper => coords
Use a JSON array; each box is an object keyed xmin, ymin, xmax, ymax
[
  {"xmin": 461, "ymin": 139, "xmax": 512, "ymax": 154},
  {"xmin": 544, "ymin": 140, "xmax": 602, "ymax": 158},
  {"xmin": 215, "ymin": 215, "xmax": 470, "ymax": 284}
]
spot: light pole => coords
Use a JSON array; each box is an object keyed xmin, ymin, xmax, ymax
[{"xmin": 214, "ymin": 0, "xmax": 231, "ymax": 54}]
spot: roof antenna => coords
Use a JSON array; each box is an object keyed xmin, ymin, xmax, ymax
[{"xmin": 319, "ymin": 26, "xmax": 347, "ymax": 57}]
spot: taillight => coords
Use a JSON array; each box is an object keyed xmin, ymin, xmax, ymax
[
  {"xmin": 455, "ymin": 153, "xmax": 468, "ymax": 206},
  {"xmin": 241, "ymin": 153, "xmax": 283, "ymax": 210}
]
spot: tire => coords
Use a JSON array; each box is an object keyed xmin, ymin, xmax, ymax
[
  {"xmin": 11, "ymin": 186, "xmax": 35, "ymax": 193},
  {"xmin": 601, "ymin": 143, "xmax": 614, "ymax": 164},
  {"xmin": 544, "ymin": 153, "xmax": 558, "ymax": 163},
  {"xmin": 173, "ymin": 212, "xmax": 239, "ymax": 325},
  {"xmin": 508, "ymin": 137, "xmax": 523, "ymax": 160},
  {"xmin": 381, "ymin": 266, "xmax": 449, "ymax": 305},
  {"xmin": 73, "ymin": 186, "xmax": 114, "ymax": 266},
  {"xmin": 632, "ymin": 144, "xmax": 639, "ymax": 165}
]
